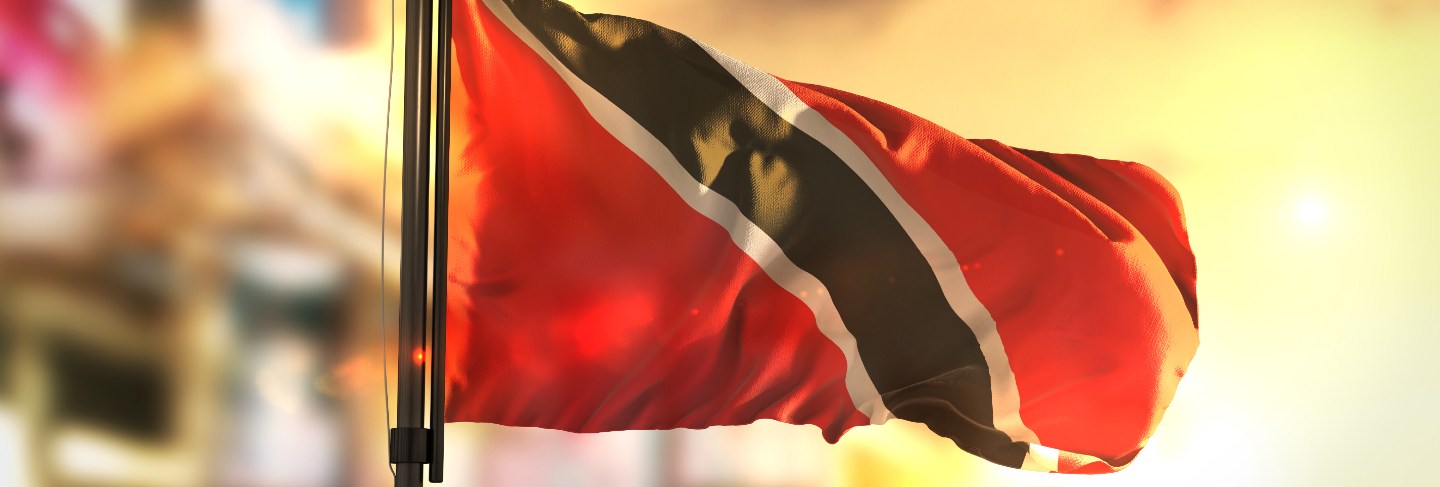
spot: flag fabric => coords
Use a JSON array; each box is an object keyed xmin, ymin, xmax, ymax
[{"xmin": 444, "ymin": 0, "xmax": 1199, "ymax": 474}]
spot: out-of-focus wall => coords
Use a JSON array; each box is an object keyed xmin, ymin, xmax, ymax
[{"xmin": 1, "ymin": 1, "xmax": 1436, "ymax": 486}]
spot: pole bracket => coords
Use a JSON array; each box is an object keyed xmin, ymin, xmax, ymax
[{"xmin": 389, "ymin": 427, "xmax": 432, "ymax": 464}]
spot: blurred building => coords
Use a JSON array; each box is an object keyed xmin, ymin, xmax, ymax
[{"xmin": 1, "ymin": 0, "xmax": 395, "ymax": 485}]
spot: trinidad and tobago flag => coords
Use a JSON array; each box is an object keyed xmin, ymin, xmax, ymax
[{"xmin": 443, "ymin": 0, "xmax": 1199, "ymax": 474}]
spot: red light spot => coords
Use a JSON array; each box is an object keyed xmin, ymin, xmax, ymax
[
  {"xmin": 1055, "ymin": 247, "xmax": 1066, "ymax": 257},
  {"xmin": 689, "ymin": 308, "xmax": 700, "ymax": 316},
  {"xmin": 413, "ymin": 349, "xmax": 425, "ymax": 365}
]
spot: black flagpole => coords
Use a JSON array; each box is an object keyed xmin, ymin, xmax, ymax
[
  {"xmin": 391, "ymin": 0, "xmax": 434, "ymax": 485},
  {"xmin": 427, "ymin": 0, "xmax": 453, "ymax": 481}
]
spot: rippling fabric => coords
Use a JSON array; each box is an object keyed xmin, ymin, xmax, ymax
[{"xmin": 444, "ymin": 0, "xmax": 1199, "ymax": 474}]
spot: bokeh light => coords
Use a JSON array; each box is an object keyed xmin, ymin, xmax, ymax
[{"xmin": 1295, "ymin": 196, "xmax": 1329, "ymax": 229}]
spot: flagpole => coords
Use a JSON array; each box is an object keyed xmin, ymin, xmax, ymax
[
  {"xmin": 427, "ymin": 0, "xmax": 454, "ymax": 480},
  {"xmin": 391, "ymin": 0, "xmax": 433, "ymax": 484}
]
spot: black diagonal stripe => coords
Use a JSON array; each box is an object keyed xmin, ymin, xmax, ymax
[{"xmin": 497, "ymin": 0, "xmax": 1027, "ymax": 466}]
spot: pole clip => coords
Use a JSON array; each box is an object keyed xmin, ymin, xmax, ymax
[{"xmin": 389, "ymin": 427, "xmax": 432, "ymax": 464}]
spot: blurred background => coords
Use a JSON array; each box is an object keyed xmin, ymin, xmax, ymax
[{"xmin": 0, "ymin": 0, "xmax": 1436, "ymax": 486}]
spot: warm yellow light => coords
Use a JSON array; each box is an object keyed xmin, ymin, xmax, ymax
[{"xmin": 1295, "ymin": 197, "xmax": 1329, "ymax": 228}]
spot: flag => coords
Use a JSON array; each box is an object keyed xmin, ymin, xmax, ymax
[{"xmin": 444, "ymin": 0, "xmax": 1199, "ymax": 474}]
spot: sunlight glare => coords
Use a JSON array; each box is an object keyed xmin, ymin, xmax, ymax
[{"xmin": 1295, "ymin": 197, "xmax": 1329, "ymax": 229}]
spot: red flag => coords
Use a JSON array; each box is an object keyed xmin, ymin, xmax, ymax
[{"xmin": 444, "ymin": 0, "xmax": 1198, "ymax": 474}]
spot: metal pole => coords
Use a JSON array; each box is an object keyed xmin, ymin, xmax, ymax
[
  {"xmin": 392, "ymin": 0, "xmax": 433, "ymax": 484},
  {"xmin": 427, "ymin": 0, "xmax": 453, "ymax": 481}
]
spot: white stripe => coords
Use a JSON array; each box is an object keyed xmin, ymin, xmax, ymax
[
  {"xmin": 695, "ymin": 43, "xmax": 1041, "ymax": 444},
  {"xmin": 1021, "ymin": 444, "xmax": 1060, "ymax": 473},
  {"xmin": 479, "ymin": 0, "xmax": 894, "ymax": 425}
]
